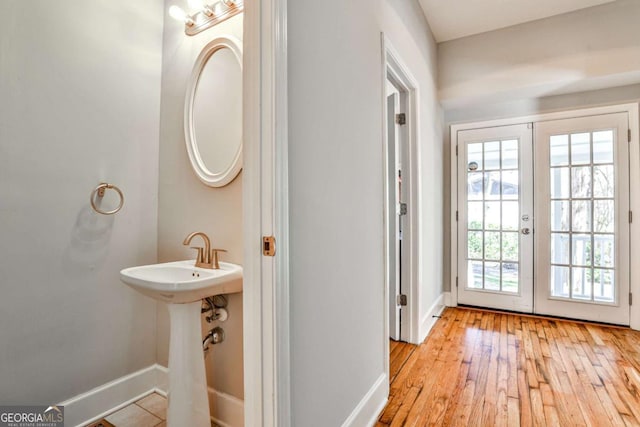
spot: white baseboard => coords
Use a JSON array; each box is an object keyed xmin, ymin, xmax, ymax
[
  {"xmin": 419, "ymin": 293, "xmax": 445, "ymax": 343},
  {"xmin": 208, "ymin": 387, "xmax": 245, "ymax": 427},
  {"xmin": 443, "ymin": 291, "xmax": 456, "ymax": 307},
  {"xmin": 60, "ymin": 364, "xmax": 244, "ymax": 427},
  {"xmin": 60, "ymin": 364, "xmax": 163, "ymax": 427},
  {"xmin": 341, "ymin": 373, "xmax": 388, "ymax": 427}
]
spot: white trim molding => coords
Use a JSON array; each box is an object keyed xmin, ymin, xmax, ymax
[
  {"xmin": 59, "ymin": 365, "xmax": 244, "ymax": 427},
  {"xmin": 243, "ymin": 0, "xmax": 290, "ymax": 424},
  {"xmin": 443, "ymin": 291, "xmax": 455, "ymax": 307},
  {"xmin": 419, "ymin": 293, "xmax": 445, "ymax": 343},
  {"xmin": 381, "ymin": 33, "xmax": 422, "ymax": 354},
  {"xmin": 340, "ymin": 374, "xmax": 388, "ymax": 427}
]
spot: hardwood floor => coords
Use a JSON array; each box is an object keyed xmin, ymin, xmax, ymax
[{"xmin": 378, "ymin": 307, "xmax": 640, "ymax": 426}]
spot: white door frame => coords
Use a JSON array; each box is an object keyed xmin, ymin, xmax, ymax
[
  {"xmin": 243, "ymin": 0, "xmax": 290, "ymax": 425},
  {"xmin": 449, "ymin": 103, "xmax": 640, "ymax": 330},
  {"xmin": 381, "ymin": 33, "xmax": 421, "ymax": 358}
]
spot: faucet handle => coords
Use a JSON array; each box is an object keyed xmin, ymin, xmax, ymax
[
  {"xmin": 210, "ymin": 248, "xmax": 227, "ymax": 269},
  {"xmin": 190, "ymin": 246, "xmax": 205, "ymax": 263}
]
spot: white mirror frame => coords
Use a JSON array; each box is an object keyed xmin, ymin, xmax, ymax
[{"xmin": 185, "ymin": 36, "xmax": 243, "ymax": 187}]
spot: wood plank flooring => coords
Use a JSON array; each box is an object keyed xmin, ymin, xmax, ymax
[{"xmin": 378, "ymin": 307, "xmax": 640, "ymax": 426}]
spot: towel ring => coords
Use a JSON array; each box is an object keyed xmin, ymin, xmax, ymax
[{"xmin": 90, "ymin": 183, "xmax": 124, "ymax": 215}]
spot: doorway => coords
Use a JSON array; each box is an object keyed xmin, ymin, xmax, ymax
[
  {"xmin": 455, "ymin": 110, "xmax": 632, "ymax": 325},
  {"xmin": 382, "ymin": 37, "xmax": 419, "ymax": 350}
]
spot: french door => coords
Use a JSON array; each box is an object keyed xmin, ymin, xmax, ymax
[
  {"xmin": 457, "ymin": 113, "xmax": 630, "ymax": 324},
  {"xmin": 534, "ymin": 114, "xmax": 630, "ymax": 324},
  {"xmin": 457, "ymin": 124, "xmax": 534, "ymax": 312}
]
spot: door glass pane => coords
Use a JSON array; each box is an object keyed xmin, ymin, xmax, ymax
[
  {"xmin": 548, "ymin": 128, "xmax": 617, "ymax": 304},
  {"xmin": 594, "ymin": 235, "xmax": 614, "ymax": 268},
  {"xmin": 485, "ymin": 202, "xmax": 501, "ymax": 230},
  {"xmin": 468, "ymin": 261, "xmax": 483, "ymax": 289},
  {"xmin": 502, "ymin": 201, "xmax": 519, "ymax": 230},
  {"xmin": 468, "ymin": 202, "xmax": 483, "ymax": 229},
  {"xmin": 593, "ymin": 131, "xmax": 613, "ymax": 164},
  {"xmin": 484, "ymin": 262, "xmax": 501, "ymax": 290},
  {"xmin": 485, "ymin": 232, "xmax": 501, "ymax": 260},
  {"xmin": 594, "ymin": 200, "xmax": 614, "ymax": 232},
  {"xmin": 468, "ymin": 172, "xmax": 484, "ymax": 200},
  {"xmin": 551, "ymin": 201, "xmax": 570, "ymax": 231},
  {"xmin": 571, "ymin": 166, "xmax": 592, "ymax": 198},
  {"xmin": 551, "ymin": 167, "xmax": 570, "ymax": 198},
  {"xmin": 485, "ymin": 171, "xmax": 501, "ymax": 200},
  {"xmin": 484, "ymin": 141, "xmax": 500, "ymax": 170},
  {"xmin": 502, "ymin": 140, "xmax": 518, "ymax": 169},
  {"xmin": 571, "ymin": 235, "xmax": 591, "ymax": 266},
  {"xmin": 468, "ymin": 143, "xmax": 484, "ymax": 171},
  {"xmin": 551, "ymin": 233, "xmax": 570, "ymax": 264},
  {"xmin": 468, "ymin": 231, "xmax": 483, "ymax": 259},
  {"xmin": 572, "ymin": 201, "xmax": 591, "ymax": 232},
  {"xmin": 572, "ymin": 267, "xmax": 592, "ymax": 300},
  {"xmin": 502, "ymin": 171, "xmax": 519, "ymax": 199},
  {"xmin": 571, "ymin": 133, "xmax": 591, "ymax": 165},
  {"xmin": 502, "ymin": 263, "xmax": 518, "ymax": 293},
  {"xmin": 465, "ymin": 139, "xmax": 521, "ymax": 294},
  {"xmin": 550, "ymin": 135, "xmax": 569, "ymax": 166},
  {"xmin": 502, "ymin": 232, "xmax": 518, "ymax": 262},
  {"xmin": 593, "ymin": 269, "xmax": 614, "ymax": 302},
  {"xmin": 594, "ymin": 165, "xmax": 614, "ymax": 197},
  {"xmin": 550, "ymin": 266, "xmax": 570, "ymax": 298}
]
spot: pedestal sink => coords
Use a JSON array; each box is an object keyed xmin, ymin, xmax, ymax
[{"xmin": 120, "ymin": 260, "xmax": 242, "ymax": 427}]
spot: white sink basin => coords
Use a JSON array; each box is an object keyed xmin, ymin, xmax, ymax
[{"xmin": 120, "ymin": 260, "xmax": 242, "ymax": 304}]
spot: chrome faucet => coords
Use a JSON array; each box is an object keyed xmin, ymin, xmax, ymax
[{"xmin": 182, "ymin": 232, "xmax": 226, "ymax": 269}]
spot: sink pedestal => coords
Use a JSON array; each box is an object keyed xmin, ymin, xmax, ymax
[{"xmin": 167, "ymin": 301, "xmax": 210, "ymax": 427}]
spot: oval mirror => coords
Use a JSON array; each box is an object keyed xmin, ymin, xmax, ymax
[{"xmin": 185, "ymin": 36, "xmax": 243, "ymax": 187}]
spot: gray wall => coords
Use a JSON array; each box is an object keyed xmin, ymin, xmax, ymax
[
  {"xmin": 382, "ymin": 0, "xmax": 444, "ymax": 335},
  {"xmin": 157, "ymin": 4, "xmax": 244, "ymax": 399},
  {"xmin": 438, "ymin": 0, "xmax": 640, "ymax": 110},
  {"xmin": 288, "ymin": 0, "xmax": 442, "ymax": 424},
  {"xmin": 0, "ymin": 0, "xmax": 162, "ymax": 406}
]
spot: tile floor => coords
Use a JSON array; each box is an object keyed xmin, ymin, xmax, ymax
[
  {"xmin": 86, "ymin": 393, "xmax": 167, "ymax": 427},
  {"xmin": 85, "ymin": 392, "xmax": 221, "ymax": 427}
]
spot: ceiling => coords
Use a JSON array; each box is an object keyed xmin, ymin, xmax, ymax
[{"xmin": 419, "ymin": 0, "xmax": 617, "ymax": 43}]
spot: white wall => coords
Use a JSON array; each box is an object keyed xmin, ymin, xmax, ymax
[
  {"xmin": 157, "ymin": 4, "xmax": 244, "ymax": 400},
  {"xmin": 438, "ymin": 0, "xmax": 640, "ymax": 110},
  {"xmin": 288, "ymin": 0, "xmax": 442, "ymax": 424},
  {"xmin": 382, "ymin": 0, "xmax": 444, "ymax": 340},
  {"xmin": 0, "ymin": 0, "xmax": 162, "ymax": 408}
]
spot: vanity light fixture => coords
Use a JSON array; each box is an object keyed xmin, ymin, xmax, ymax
[{"xmin": 168, "ymin": 0, "xmax": 244, "ymax": 36}]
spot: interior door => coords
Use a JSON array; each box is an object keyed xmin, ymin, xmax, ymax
[
  {"xmin": 534, "ymin": 113, "xmax": 630, "ymax": 325},
  {"xmin": 457, "ymin": 124, "xmax": 534, "ymax": 312}
]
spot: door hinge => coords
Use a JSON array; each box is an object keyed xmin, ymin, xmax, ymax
[
  {"xmin": 456, "ymin": 145, "xmax": 458, "ymax": 156},
  {"xmin": 456, "ymin": 211, "xmax": 459, "ymax": 221},
  {"xmin": 262, "ymin": 236, "xmax": 276, "ymax": 256},
  {"xmin": 630, "ymin": 292, "xmax": 633, "ymax": 306},
  {"xmin": 399, "ymin": 203, "xmax": 408, "ymax": 216},
  {"xmin": 456, "ymin": 277, "xmax": 459, "ymax": 288},
  {"xmin": 395, "ymin": 113, "xmax": 406, "ymax": 125},
  {"xmin": 629, "ymin": 129, "xmax": 632, "ymax": 143},
  {"xmin": 630, "ymin": 211, "xmax": 633, "ymax": 223},
  {"xmin": 397, "ymin": 294, "xmax": 408, "ymax": 306}
]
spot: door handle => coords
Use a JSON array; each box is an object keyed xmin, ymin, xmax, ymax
[{"xmin": 521, "ymin": 228, "xmax": 531, "ymax": 235}]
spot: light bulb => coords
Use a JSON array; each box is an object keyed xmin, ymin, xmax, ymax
[
  {"xmin": 169, "ymin": 5, "xmax": 194, "ymax": 25},
  {"xmin": 169, "ymin": 5, "xmax": 187, "ymax": 21}
]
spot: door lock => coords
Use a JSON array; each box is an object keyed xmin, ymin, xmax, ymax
[{"xmin": 521, "ymin": 228, "xmax": 531, "ymax": 235}]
